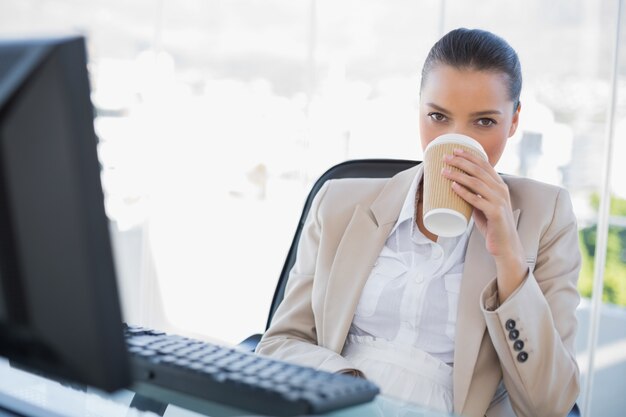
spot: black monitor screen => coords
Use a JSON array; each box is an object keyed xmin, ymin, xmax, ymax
[{"xmin": 0, "ymin": 35, "xmax": 130, "ymax": 391}]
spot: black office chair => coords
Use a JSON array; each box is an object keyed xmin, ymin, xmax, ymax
[{"xmin": 238, "ymin": 158, "xmax": 581, "ymax": 417}]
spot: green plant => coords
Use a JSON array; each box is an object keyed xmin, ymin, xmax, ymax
[{"xmin": 578, "ymin": 194, "xmax": 626, "ymax": 306}]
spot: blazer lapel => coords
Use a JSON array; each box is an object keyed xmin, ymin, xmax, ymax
[
  {"xmin": 453, "ymin": 207, "xmax": 521, "ymax": 413},
  {"xmin": 321, "ymin": 165, "xmax": 421, "ymax": 352},
  {"xmin": 321, "ymin": 205, "xmax": 394, "ymax": 351}
]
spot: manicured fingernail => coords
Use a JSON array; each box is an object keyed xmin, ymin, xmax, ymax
[
  {"xmin": 443, "ymin": 154, "xmax": 452, "ymax": 161},
  {"xmin": 441, "ymin": 167, "xmax": 449, "ymax": 175},
  {"xmin": 454, "ymin": 148, "xmax": 464, "ymax": 154}
]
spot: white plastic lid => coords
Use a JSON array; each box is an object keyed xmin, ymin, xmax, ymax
[
  {"xmin": 423, "ymin": 208, "xmax": 468, "ymax": 237},
  {"xmin": 425, "ymin": 133, "xmax": 488, "ymax": 160}
]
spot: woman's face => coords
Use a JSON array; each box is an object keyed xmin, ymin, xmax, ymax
[{"xmin": 419, "ymin": 64, "xmax": 520, "ymax": 166}]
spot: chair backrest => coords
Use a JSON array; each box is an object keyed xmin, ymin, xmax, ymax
[{"xmin": 265, "ymin": 158, "xmax": 421, "ymax": 330}]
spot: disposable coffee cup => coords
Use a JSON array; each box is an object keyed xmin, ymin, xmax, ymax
[{"xmin": 423, "ymin": 133, "xmax": 488, "ymax": 237}]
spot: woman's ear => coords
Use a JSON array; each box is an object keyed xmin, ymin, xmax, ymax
[{"xmin": 508, "ymin": 102, "xmax": 521, "ymax": 137}]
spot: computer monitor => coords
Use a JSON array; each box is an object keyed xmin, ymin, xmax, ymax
[{"xmin": 0, "ymin": 35, "xmax": 131, "ymax": 391}]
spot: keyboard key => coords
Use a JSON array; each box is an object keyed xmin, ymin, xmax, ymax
[
  {"xmin": 189, "ymin": 362, "xmax": 204, "ymax": 371},
  {"xmin": 127, "ymin": 335, "xmax": 159, "ymax": 347}
]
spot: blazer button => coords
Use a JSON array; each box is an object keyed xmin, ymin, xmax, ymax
[
  {"xmin": 508, "ymin": 329, "xmax": 520, "ymax": 340},
  {"xmin": 505, "ymin": 319, "xmax": 516, "ymax": 330},
  {"xmin": 517, "ymin": 351, "xmax": 529, "ymax": 363},
  {"xmin": 513, "ymin": 340, "xmax": 524, "ymax": 351}
]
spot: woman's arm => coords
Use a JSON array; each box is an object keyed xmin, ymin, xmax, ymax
[
  {"xmin": 443, "ymin": 150, "xmax": 580, "ymax": 417},
  {"xmin": 443, "ymin": 148, "xmax": 528, "ymax": 302},
  {"xmin": 256, "ymin": 182, "xmax": 360, "ymax": 374},
  {"xmin": 480, "ymin": 187, "xmax": 580, "ymax": 417}
]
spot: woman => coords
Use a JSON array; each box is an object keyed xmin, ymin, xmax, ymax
[{"xmin": 257, "ymin": 28, "xmax": 580, "ymax": 417}]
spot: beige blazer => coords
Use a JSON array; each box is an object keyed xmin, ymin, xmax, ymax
[{"xmin": 257, "ymin": 164, "xmax": 581, "ymax": 417}]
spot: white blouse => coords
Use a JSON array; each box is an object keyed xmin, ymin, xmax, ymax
[{"xmin": 349, "ymin": 167, "xmax": 473, "ymax": 364}]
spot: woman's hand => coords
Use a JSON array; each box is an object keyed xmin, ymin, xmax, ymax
[{"xmin": 441, "ymin": 148, "xmax": 527, "ymax": 303}]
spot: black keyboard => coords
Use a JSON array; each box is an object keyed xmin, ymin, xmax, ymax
[{"xmin": 124, "ymin": 324, "xmax": 379, "ymax": 416}]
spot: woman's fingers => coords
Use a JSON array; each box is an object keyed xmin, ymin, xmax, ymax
[
  {"xmin": 442, "ymin": 165, "xmax": 500, "ymax": 206},
  {"xmin": 444, "ymin": 149, "xmax": 496, "ymax": 185},
  {"xmin": 452, "ymin": 148, "xmax": 500, "ymax": 181},
  {"xmin": 442, "ymin": 150, "xmax": 510, "ymax": 216},
  {"xmin": 450, "ymin": 180, "xmax": 492, "ymax": 212}
]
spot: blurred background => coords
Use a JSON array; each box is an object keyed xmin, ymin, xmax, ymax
[{"xmin": 1, "ymin": 0, "xmax": 625, "ymax": 415}]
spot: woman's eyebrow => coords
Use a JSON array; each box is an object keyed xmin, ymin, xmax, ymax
[
  {"xmin": 470, "ymin": 110, "xmax": 503, "ymax": 117},
  {"xmin": 425, "ymin": 103, "xmax": 502, "ymax": 117},
  {"xmin": 426, "ymin": 103, "xmax": 502, "ymax": 117},
  {"xmin": 425, "ymin": 103, "xmax": 450, "ymax": 113}
]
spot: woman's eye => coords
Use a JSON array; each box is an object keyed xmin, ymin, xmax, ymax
[
  {"xmin": 428, "ymin": 112, "xmax": 447, "ymax": 122},
  {"xmin": 476, "ymin": 118, "xmax": 496, "ymax": 127}
]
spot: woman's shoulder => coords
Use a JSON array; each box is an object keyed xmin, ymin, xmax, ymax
[
  {"xmin": 502, "ymin": 174, "xmax": 569, "ymax": 201},
  {"xmin": 311, "ymin": 164, "xmax": 419, "ymax": 227},
  {"xmin": 502, "ymin": 174, "xmax": 575, "ymax": 225},
  {"xmin": 319, "ymin": 163, "xmax": 417, "ymax": 204},
  {"xmin": 309, "ymin": 177, "xmax": 391, "ymax": 228},
  {"xmin": 320, "ymin": 177, "xmax": 390, "ymax": 207}
]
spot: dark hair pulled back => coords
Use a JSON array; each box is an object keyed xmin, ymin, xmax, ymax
[{"xmin": 421, "ymin": 28, "xmax": 522, "ymax": 111}]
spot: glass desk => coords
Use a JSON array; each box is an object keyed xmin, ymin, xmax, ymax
[{"xmin": 0, "ymin": 358, "xmax": 454, "ymax": 417}]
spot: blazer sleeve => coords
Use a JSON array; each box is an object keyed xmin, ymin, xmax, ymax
[
  {"xmin": 480, "ymin": 187, "xmax": 581, "ymax": 417},
  {"xmin": 255, "ymin": 181, "xmax": 360, "ymax": 374}
]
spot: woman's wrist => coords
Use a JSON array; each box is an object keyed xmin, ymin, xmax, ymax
[{"xmin": 494, "ymin": 251, "xmax": 528, "ymax": 304}]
